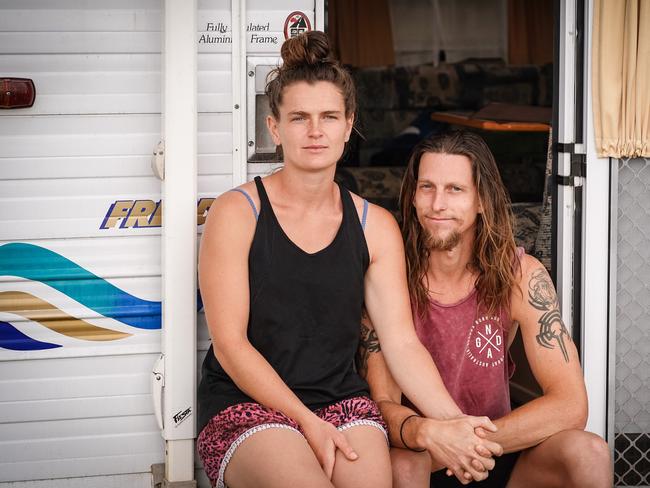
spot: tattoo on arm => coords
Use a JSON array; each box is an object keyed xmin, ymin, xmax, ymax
[
  {"xmin": 528, "ymin": 268, "xmax": 571, "ymax": 363},
  {"xmin": 356, "ymin": 313, "xmax": 381, "ymax": 378}
]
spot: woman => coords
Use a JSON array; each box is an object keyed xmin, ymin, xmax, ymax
[{"xmin": 197, "ymin": 31, "xmax": 498, "ymax": 488}]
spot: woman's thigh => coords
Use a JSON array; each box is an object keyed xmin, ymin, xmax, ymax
[
  {"xmin": 225, "ymin": 427, "xmax": 333, "ymax": 488},
  {"xmin": 331, "ymin": 424, "xmax": 392, "ymax": 488},
  {"xmin": 198, "ymin": 402, "xmax": 328, "ymax": 488}
]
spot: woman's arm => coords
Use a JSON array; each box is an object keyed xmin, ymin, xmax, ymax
[
  {"xmin": 360, "ymin": 314, "xmax": 502, "ymax": 483},
  {"xmin": 362, "ymin": 205, "xmax": 463, "ymax": 419},
  {"xmin": 199, "ymin": 190, "xmax": 357, "ymax": 478}
]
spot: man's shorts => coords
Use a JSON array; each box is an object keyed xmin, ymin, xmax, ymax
[
  {"xmin": 430, "ymin": 451, "xmax": 520, "ymax": 488},
  {"xmin": 197, "ymin": 396, "xmax": 387, "ymax": 488}
]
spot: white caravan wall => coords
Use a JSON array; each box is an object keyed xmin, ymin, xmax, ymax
[
  {"xmin": 0, "ymin": 0, "xmax": 316, "ymax": 484},
  {"xmin": 0, "ymin": 1, "xmax": 168, "ymax": 483}
]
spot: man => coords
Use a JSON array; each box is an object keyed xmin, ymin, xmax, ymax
[{"xmin": 358, "ymin": 131, "xmax": 612, "ymax": 487}]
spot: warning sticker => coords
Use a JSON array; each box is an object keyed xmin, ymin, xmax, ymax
[{"xmin": 284, "ymin": 11, "xmax": 312, "ymax": 39}]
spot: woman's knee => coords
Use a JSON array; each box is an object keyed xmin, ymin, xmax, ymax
[
  {"xmin": 332, "ymin": 426, "xmax": 392, "ymax": 488},
  {"xmin": 345, "ymin": 463, "xmax": 392, "ymax": 488},
  {"xmin": 224, "ymin": 427, "xmax": 333, "ymax": 488}
]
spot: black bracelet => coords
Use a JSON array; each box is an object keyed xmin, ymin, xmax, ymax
[{"xmin": 399, "ymin": 414, "xmax": 426, "ymax": 452}]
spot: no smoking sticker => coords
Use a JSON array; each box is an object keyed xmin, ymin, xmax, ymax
[{"xmin": 284, "ymin": 11, "xmax": 312, "ymax": 39}]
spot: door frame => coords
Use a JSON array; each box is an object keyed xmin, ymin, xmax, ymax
[{"xmin": 554, "ymin": 0, "xmax": 611, "ymax": 438}]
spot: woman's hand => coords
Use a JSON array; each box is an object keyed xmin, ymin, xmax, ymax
[
  {"xmin": 410, "ymin": 415, "xmax": 503, "ymax": 484},
  {"xmin": 300, "ymin": 416, "xmax": 359, "ymax": 479}
]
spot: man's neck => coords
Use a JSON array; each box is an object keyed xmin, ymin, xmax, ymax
[{"xmin": 426, "ymin": 236, "xmax": 476, "ymax": 301}]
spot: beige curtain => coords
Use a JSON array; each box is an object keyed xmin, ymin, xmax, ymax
[{"xmin": 593, "ymin": 0, "xmax": 650, "ymax": 158}]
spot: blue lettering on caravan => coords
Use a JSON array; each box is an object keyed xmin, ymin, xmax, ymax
[{"xmin": 100, "ymin": 199, "xmax": 215, "ymax": 229}]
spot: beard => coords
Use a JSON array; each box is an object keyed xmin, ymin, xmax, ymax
[{"xmin": 425, "ymin": 228, "xmax": 461, "ymax": 251}]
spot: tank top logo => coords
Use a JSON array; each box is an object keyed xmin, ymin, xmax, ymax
[{"xmin": 465, "ymin": 315, "xmax": 504, "ymax": 368}]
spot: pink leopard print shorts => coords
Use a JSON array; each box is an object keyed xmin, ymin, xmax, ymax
[{"xmin": 197, "ymin": 396, "xmax": 387, "ymax": 488}]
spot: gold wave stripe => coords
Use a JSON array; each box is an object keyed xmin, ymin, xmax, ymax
[{"xmin": 0, "ymin": 291, "xmax": 132, "ymax": 341}]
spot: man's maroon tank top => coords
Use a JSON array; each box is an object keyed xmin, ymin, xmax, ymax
[{"xmin": 410, "ymin": 252, "xmax": 523, "ymax": 420}]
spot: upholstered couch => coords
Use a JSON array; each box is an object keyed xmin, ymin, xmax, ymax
[{"xmin": 350, "ymin": 58, "xmax": 552, "ymax": 170}]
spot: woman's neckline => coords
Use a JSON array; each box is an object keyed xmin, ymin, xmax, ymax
[{"xmin": 258, "ymin": 177, "xmax": 346, "ymax": 257}]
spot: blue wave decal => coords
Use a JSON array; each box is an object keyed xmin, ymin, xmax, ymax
[
  {"xmin": 0, "ymin": 243, "xmax": 161, "ymax": 330},
  {"xmin": 0, "ymin": 320, "xmax": 61, "ymax": 351}
]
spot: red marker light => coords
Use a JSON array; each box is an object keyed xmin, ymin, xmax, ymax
[{"xmin": 0, "ymin": 78, "xmax": 36, "ymax": 109}]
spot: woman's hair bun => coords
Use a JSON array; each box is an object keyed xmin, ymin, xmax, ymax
[
  {"xmin": 281, "ymin": 31, "xmax": 334, "ymax": 68},
  {"xmin": 266, "ymin": 30, "xmax": 355, "ymax": 119}
]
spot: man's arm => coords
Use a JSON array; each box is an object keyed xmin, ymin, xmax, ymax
[
  {"xmin": 356, "ymin": 309, "xmax": 382, "ymax": 380},
  {"xmin": 359, "ymin": 316, "xmax": 503, "ymax": 483},
  {"xmin": 485, "ymin": 254, "xmax": 588, "ymax": 452}
]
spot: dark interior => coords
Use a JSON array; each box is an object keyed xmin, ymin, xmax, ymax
[{"xmin": 328, "ymin": 0, "xmax": 555, "ymax": 403}]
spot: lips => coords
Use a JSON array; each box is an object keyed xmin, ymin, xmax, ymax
[{"xmin": 303, "ymin": 145, "xmax": 327, "ymax": 150}]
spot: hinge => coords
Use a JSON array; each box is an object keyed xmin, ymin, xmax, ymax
[{"xmin": 555, "ymin": 143, "xmax": 586, "ymax": 187}]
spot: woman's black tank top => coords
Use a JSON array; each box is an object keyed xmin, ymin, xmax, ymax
[{"xmin": 197, "ymin": 176, "xmax": 370, "ymax": 433}]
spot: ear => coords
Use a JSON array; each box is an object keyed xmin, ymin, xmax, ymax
[
  {"xmin": 344, "ymin": 113, "xmax": 355, "ymax": 143},
  {"xmin": 266, "ymin": 115, "xmax": 281, "ymax": 146}
]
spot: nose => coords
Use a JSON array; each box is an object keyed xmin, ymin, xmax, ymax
[
  {"xmin": 308, "ymin": 118, "xmax": 323, "ymax": 138},
  {"xmin": 431, "ymin": 189, "xmax": 447, "ymax": 212}
]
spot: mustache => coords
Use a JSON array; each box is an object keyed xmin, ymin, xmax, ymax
[{"xmin": 422, "ymin": 214, "xmax": 458, "ymax": 221}]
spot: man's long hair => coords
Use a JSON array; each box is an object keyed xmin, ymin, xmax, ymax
[{"xmin": 400, "ymin": 131, "xmax": 520, "ymax": 317}]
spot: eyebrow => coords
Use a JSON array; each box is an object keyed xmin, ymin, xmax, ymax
[
  {"xmin": 287, "ymin": 110, "xmax": 344, "ymax": 116},
  {"xmin": 417, "ymin": 179, "xmax": 468, "ymax": 188}
]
